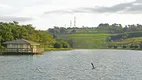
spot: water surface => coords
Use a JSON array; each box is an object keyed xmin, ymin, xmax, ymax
[{"xmin": 0, "ymin": 49, "xmax": 142, "ymax": 80}]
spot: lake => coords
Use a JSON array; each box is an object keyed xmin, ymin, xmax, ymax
[{"xmin": 0, "ymin": 49, "xmax": 142, "ymax": 80}]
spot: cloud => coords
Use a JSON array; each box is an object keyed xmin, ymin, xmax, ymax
[
  {"xmin": 0, "ymin": 4, "xmax": 13, "ymax": 9},
  {"xmin": 136, "ymin": 0, "xmax": 142, "ymax": 2},
  {"xmin": 44, "ymin": 8, "xmax": 91, "ymax": 14},
  {"xmin": 0, "ymin": 16, "xmax": 33, "ymax": 22},
  {"xmin": 44, "ymin": 0, "xmax": 142, "ymax": 14}
]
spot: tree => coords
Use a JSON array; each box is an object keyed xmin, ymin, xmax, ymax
[
  {"xmin": 70, "ymin": 29, "xmax": 76, "ymax": 33},
  {"xmin": 54, "ymin": 42, "xmax": 62, "ymax": 48},
  {"xmin": 0, "ymin": 21, "xmax": 55, "ymax": 48},
  {"xmin": 122, "ymin": 45, "xmax": 127, "ymax": 49},
  {"xmin": 60, "ymin": 27, "xmax": 67, "ymax": 34},
  {"xmin": 130, "ymin": 45, "xmax": 134, "ymax": 49},
  {"xmin": 13, "ymin": 21, "xmax": 19, "ymax": 25},
  {"xmin": 0, "ymin": 25, "xmax": 14, "ymax": 42},
  {"xmin": 54, "ymin": 40, "xmax": 70, "ymax": 48},
  {"xmin": 60, "ymin": 40, "xmax": 70, "ymax": 48},
  {"xmin": 113, "ymin": 46, "xmax": 118, "ymax": 49}
]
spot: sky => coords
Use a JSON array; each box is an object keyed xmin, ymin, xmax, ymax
[{"xmin": 1, "ymin": 0, "xmax": 142, "ymax": 30}]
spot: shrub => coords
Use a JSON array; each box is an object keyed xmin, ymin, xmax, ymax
[
  {"xmin": 122, "ymin": 45, "xmax": 127, "ymax": 49},
  {"xmin": 108, "ymin": 45, "xmax": 112, "ymax": 48},
  {"xmin": 113, "ymin": 46, "xmax": 118, "ymax": 49},
  {"xmin": 54, "ymin": 42, "xmax": 62, "ymax": 48},
  {"xmin": 54, "ymin": 40, "xmax": 70, "ymax": 48},
  {"xmin": 60, "ymin": 40, "xmax": 70, "ymax": 48},
  {"xmin": 130, "ymin": 45, "xmax": 134, "ymax": 48},
  {"xmin": 133, "ymin": 45, "xmax": 139, "ymax": 49},
  {"xmin": 63, "ymin": 42, "xmax": 70, "ymax": 48}
]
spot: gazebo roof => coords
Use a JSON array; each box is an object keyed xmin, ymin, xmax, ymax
[{"xmin": 3, "ymin": 39, "xmax": 40, "ymax": 45}]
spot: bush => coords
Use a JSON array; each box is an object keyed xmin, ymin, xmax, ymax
[
  {"xmin": 133, "ymin": 46, "xmax": 139, "ymax": 49},
  {"xmin": 122, "ymin": 45, "xmax": 127, "ymax": 49},
  {"xmin": 54, "ymin": 42, "xmax": 63, "ymax": 48},
  {"xmin": 130, "ymin": 45, "xmax": 134, "ymax": 48},
  {"xmin": 63, "ymin": 43, "xmax": 70, "ymax": 48},
  {"xmin": 108, "ymin": 45, "xmax": 112, "ymax": 48},
  {"xmin": 54, "ymin": 40, "xmax": 70, "ymax": 48},
  {"xmin": 61, "ymin": 41, "xmax": 70, "ymax": 48},
  {"xmin": 113, "ymin": 46, "xmax": 118, "ymax": 49},
  {"xmin": 0, "ymin": 46, "xmax": 5, "ymax": 49}
]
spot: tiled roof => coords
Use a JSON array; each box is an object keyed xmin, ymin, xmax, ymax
[{"xmin": 3, "ymin": 39, "xmax": 40, "ymax": 45}]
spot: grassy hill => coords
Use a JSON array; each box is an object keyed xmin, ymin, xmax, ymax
[
  {"xmin": 58, "ymin": 32, "xmax": 142, "ymax": 49},
  {"xmin": 110, "ymin": 37, "xmax": 142, "ymax": 45},
  {"xmin": 110, "ymin": 32, "xmax": 142, "ymax": 41},
  {"xmin": 67, "ymin": 28, "xmax": 108, "ymax": 34},
  {"xmin": 48, "ymin": 26, "xmax": 142, "ymax": 49},
  {"xmin": 58, "ymin": 34, "xmax": 111, "ymax": 49},
  {"xmin": 108, "ymin": 32, "xmax": 142, "ymax": 49}
]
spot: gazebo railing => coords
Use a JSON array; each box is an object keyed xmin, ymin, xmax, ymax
[
  {"xmin": 4, "ymin": 48, "xmax": 33, "ymax": 53},
  {"xmin": 0, "ymin": 48, "xmax": 44, "ymax": 54}
]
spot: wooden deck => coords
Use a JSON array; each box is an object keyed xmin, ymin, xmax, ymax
[{"xmin": 0, "ymin": 48, "xmax": 44, "ymax": 55}]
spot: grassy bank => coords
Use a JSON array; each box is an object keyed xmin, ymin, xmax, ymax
[{"xmin": 44, "ymin": 48, "xmax": 72, "ymax": 51}]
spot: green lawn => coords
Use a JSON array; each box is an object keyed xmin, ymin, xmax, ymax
[{"xmin": 58, "ymin": 34, "xmax": 112, "ymax": 49}]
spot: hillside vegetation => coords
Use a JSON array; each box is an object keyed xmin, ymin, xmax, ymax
[
  {"xmin": 0, "ymin": 21, "xmax": 71, "ymax": 49},
  {"xmin": 110, "ymin": 32, "xmax": 142, "ymax": 41},
  {"xmin": 1, "ymin": 21, "xmax": 142, "ymax": 50},
  {"xmin": 58, "ymin": 34, "xmax": 111, "ymax": 49},
  {"xmin": 48, "ymin": 23, "xmax": 142, "ymax": 49}
]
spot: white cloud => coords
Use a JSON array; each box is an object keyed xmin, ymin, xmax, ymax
[
  {"xmin": 0, "ymin": 16, "xmax": 33, "ymax": 22},
  {"xmin": 0, "ymin": 4, "xmax": 12, "ymax": 9},
  {"xmin": 0, "ymin": 0, "xmax": 140, "ymax": 30}
]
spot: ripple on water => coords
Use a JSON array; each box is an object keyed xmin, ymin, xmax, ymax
[{"xmin": 0, "ymin": 49, "xmax": 142, "ymax": 80}]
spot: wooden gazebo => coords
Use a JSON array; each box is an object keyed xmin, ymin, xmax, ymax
[{"xmin": 2, "ymin": 39, "xmax": 44, "ymax": 54}]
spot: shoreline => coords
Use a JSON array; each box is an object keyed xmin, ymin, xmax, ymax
[
  {"xmin": 44, "ymin": 48, "xmax": 72, "ymax": 51},
  {"xmin": 0, "ymin": 48, "xmax": 141, "ymax": 55}
]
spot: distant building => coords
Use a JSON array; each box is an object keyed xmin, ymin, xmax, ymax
[{"xmin": 2, "ymin": 39, "xmax": 44, "ymax": 54}]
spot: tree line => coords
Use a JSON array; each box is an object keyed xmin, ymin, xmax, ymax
[
  {"xmin": 0, "ymin": 21, "xmax": 70, "ymax": 49},
  {"xmin": 47, "ymin": 23, "xmax": 142, "ymax": 49},
  {"xmin": 48, "ymin": 23, "xmax": 142, "ymax": 36}
]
